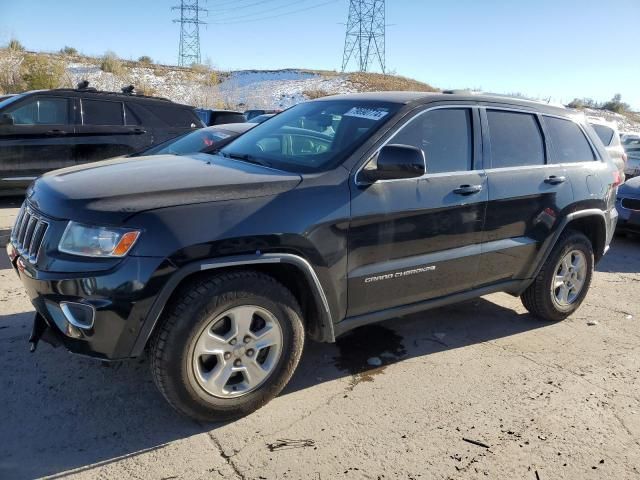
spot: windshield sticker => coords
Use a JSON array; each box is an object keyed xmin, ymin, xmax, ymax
[{"xmin": 344, "ymin": 107, "xmax": 389, "ymax": 121}]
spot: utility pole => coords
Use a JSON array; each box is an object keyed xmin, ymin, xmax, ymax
[
  {"xmin": 173, "ymin": 0, "xmax": 208, "ymax": 67},
  {"xmin": 341, "ymin": 0, "xmax": 386, "ymax": 73}
]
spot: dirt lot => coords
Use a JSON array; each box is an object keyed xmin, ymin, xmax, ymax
[{"xmin": 1, "ymin": 198, "xmax": 639, "ymax": 480}]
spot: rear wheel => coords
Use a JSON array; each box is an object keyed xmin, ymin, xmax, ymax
[
  {"xmin": 521, "ymin": 230, "xmax": 594, "ymax": 321},
  {"xmin": 149, "ymin": 270, "xmax": 305, "ymax": 422}
]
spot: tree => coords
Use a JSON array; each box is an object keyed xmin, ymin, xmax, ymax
[{"xmin": 602, "ymin": 93, "xmax": 629, "ymax": 114}]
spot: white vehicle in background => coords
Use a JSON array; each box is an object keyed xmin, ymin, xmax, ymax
[{"xmin": 587, "ymin": 117, "xmax": 627, "ymax": 180}]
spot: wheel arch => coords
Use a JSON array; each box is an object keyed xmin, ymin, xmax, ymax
[
  {"xmin": 130, "ymin": 253, "xmax": 335, "ymax": 357},
  {"xmin": 514, "ymin": 209, "xmax": 607, "ymax": 296}
]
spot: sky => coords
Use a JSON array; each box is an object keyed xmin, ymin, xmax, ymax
[{"xmin": 1, "ymin": 0, "xmax": 638, "ymax": 109}]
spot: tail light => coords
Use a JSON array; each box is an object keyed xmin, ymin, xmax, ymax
[{"xmin": 613, "ymin": 170, "xmax": 622, "ymax": 187}]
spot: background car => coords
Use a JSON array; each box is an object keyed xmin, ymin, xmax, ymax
[
  {"xmin": 616, "ymin": 175, "xmax": 640, "ymax": 233},
  {"xmin": 622, "ymin": 134, "xmax": 640, "ymax": 179},
  {"xmin": 588, "ymin": 118, "xmax": 627, "ymax": 179},
  {"xmin": 0, "ymin": 84, "xmax": 203, "ymax": 195},
  {"xmin": 135, "ymin": 123, "xmax": 255, "ymax": 156},
  {"xmin": 244, "ymin": 109, "xmax": 280, "ymax": 121},
  {"xmin": 195, "ymin": 108, "xmax": 246, "ymax": 126},
  {"xmin": 249, "ymin": 113, "xmax": 276, "ymax": 124}
]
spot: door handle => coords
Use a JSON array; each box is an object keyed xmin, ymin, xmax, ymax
[
  {"xmin": 544, "ymin": 175, "xmax": 566, "ymax": 185},
  {"xmin": 132, "ymin": 128, "xmax": 147, "ymax": 134},
  {"xmin": 453, "ymin": 184, "xmax": 483, "ymax": 195},
  {"xmin": 45, "ymin": 129, "xmax": 67, "ymax": 135}
]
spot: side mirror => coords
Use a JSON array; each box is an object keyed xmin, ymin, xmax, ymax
[
  {"xmin": 0, "ymin": 113, "xmax": 14, "ymax": 126},
  {"xmin": 361, "ymin": 144, "xmax": 425, "ymax": 182}
]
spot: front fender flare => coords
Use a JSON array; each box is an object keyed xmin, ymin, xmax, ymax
[{"xmin": 130, "ymin": 253, "xmax": 335, "ymax": 357}]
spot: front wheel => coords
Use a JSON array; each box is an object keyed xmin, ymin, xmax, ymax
[
  {"xmin": 521, "ymin": 230, "xmax": 594, "ymax": 322},
  {"xmin": 149, "ymin": 271, "xmax": 305, "ymax": 422}
]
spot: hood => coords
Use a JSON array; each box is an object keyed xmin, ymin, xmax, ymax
[
  {"xmin": 619, "ymin": 175, "xmax": 640, "ymax": 196},
  {"xmin": 27, "ymin": 153, "xmax": 302, "ymax": 224}
]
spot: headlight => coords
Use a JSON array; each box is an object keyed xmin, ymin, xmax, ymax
[{"xmin": 59, "ymin": 222, "xmax": 140, "ymax": 258}]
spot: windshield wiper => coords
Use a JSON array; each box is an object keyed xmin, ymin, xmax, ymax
[{"xmin": 221, "ymin": 151, "xmax": 273, "ymax": 168}]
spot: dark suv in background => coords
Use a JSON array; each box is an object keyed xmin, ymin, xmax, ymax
[
  {"xmin": 0, "ymin": 85, "xmax": 203, "ymax": 194},
  {"xmin": 7, "ymin": 92, "xmax": 619, "ymax": 422}
]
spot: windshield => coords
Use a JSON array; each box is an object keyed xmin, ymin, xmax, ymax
[
  {"xmin": 142, "ymin": 128, "xmax": 235, "ymax": 156},
  {"xmin": 220, "ymin": 100, "xmax": 400, "ymax": 173}
]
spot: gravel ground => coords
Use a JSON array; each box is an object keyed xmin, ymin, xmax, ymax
[{"xmin": 1, "ymin": 199, "xmax": 639, "ymax": 480}]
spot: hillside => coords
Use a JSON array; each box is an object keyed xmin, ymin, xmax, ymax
[
  {"xmin": 0, "ymin": 48, "xmax": 638, "ymax": 133},
  {"xmin": 0, "ymin": 50, "xmax": 437, "ymax": 110}
]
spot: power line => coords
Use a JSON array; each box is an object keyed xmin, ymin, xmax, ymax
[
  {"xmin": 209, "ymin": 0, "xmax": 290, "ymax": 14},
  {"xmin": 208, "ymin": 0, "xmax": 339, "ymax": 25},
  {"xmin": 341, "ymin": 0, "xmax": 386, "ymax": 73},
  {"xmin": 210, "ymin": 0, "xmax": 316, "ymax": 21},
  {"xmin": 172, "ymin": 0, "xmax": 208, "ymax": 67}
]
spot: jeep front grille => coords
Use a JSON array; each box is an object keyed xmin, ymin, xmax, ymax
[{"xmin": 10, "ymin": 203, "xmax": 49, "ymax": 263}]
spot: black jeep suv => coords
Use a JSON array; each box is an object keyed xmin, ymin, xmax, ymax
[
  {"xmin": 0, "ymin": 86, "xmax": 203, "ymax": 194},
  {"xmin": 7, "ymin": 92, "xmax": 619, "ymax": 421}
]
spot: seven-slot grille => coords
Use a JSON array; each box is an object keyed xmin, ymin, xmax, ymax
[
  {"xmin": 10, "ymin": 203, "xmax": 49, "ymax": 263},
  {"xmin": 621, "ymin": 198, "xmax": 640, "ymax": 211}
]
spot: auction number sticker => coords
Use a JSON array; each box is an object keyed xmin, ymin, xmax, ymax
[{"xmin": 344, "ymin": 107, "xmax": 389, "ymax": 121}]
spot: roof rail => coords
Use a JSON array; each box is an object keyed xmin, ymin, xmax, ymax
[{"xmin": 47, "ymin": 81, "xmax": 172, "ymax": 102}]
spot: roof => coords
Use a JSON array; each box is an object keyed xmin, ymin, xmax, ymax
[
  {"xmin": 15, "ymin": 88, "xmax": 192, "ymax": 106},
  {"xmin": 316, "ymin": 91, "xmax": 570, "ymax": 116}
]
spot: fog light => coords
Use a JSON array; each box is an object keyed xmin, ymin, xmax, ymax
[{"xmin": 60, "ymin": 302, "xmax": 95, "ymax": 330}]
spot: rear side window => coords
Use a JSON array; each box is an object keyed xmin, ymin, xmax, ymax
[
  {"xmin": 391, "ymin": 108, "xmax": 473, "ymax": 173},
  {"xmin": 7, "ymin": 97, "xmax": 69, "ymax": 125},
  {"xmin": 144, "ymin": 104, "xmax": 200, "ymax": 127},
  {"xmin": 545, "ymin": 117, "xmax": 596, "ymax": 163},
  {"xmin": 83, "ymin": 99, "xmax": 124, "ymax": 126},
  {"xmin": 487, "ymin": 110, "xmax": 545, "ymax": 168},
  {"xmin": 591, "ymin": 124, "xmax": 614, "ymax": 146},
  {"xmin": 124, "ymin": 104, "xmax": 141, "ymax": 125}
]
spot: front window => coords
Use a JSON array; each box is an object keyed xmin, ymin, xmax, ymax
[
  {"xmin": 220, "ymin": 100, "xmax": 401, "ymax": 173},
  {"xmin": 6, "ymin": 97, "xmax": 70, "ymax": 125}
]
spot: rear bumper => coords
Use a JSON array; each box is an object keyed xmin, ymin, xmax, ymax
[{"xmin": 6, "ymin": 242, "xmax": 171, "ymax": 360}]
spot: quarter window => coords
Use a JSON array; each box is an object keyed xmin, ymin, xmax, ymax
[
  {"xmin": 487, "ymin": 110, "xmax": 545, "ymax": 168},
  {"xmin": 545, "ymin": 117, "xmax": 596, "ymax": 163},
  {"xmin": 7, "ymin": 97, "xmax": 69, "ymax": 125},
  {"xmin": 391, "ymin": 108, "xmax": 473, "ymax": 173},
  {"xmin": 82, "ymin": 99, "xmax": 124, "ymax": 126}
]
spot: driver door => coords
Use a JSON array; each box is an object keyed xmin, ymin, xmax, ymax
[
  {"xmin": 0, "ymin": 96, "xmax": 75, "ymax": 191},
  {"xmin": 347, "ymin": 106, "xmax": 487, "ymax": 317}
]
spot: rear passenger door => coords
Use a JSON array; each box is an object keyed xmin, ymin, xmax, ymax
[
  {"xmin": 75, "ymin": 98, "xmax": 151, "ymax": 164},
  {"xmin": 543, "ymin": 115, "xmax": 604, "ymax": 204},
  {"xmin": 347, "ymin": 106, "xmax": 488, "ymax": 317},
  {"xmin": 477, "ymin": 107, "xmax": 574, "ymax": 286},
  {"xmin": 0, "ymin": 96, "xmax": 75, "ymax": 190}
]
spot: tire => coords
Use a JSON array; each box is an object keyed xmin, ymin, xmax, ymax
[
  {"xmin": 149, "ymin": 270, "xmax": 305, "ymax": 422},
  {"xmin": 521, "ymin": 229, "xmax": 594, "ymax": 322}
]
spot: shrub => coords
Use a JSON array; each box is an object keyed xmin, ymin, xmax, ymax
[
  {"xmin": 21, "ymin": 54, "xmax": 66, "ymax": 90},
  {"xmin": 100, "ymin": 51, "xmax": 124, "ymax": 75},
  {"xmin": 7, "ymin": 39, "xmax": 24, "ymax": 51},
  {"xmin": 60, "ymin": 46, "xmax": 78, "ymax": 55},
  {"xmin": 348, "ymin": 72, "xmax": 438, "ymax": 92},
  {"xmin": 303, "ymin": 89, "xmax": 329, "ymax": 100},
  {"xmin": 136, "ymin": 82, "xmax": 157, "ymax": 97},
  {"xmin": 138, "ymin": 55, "xmax": 153, "ymax": 65},
  {"xmin": 602, "ymin": 94, "xmax": 629, "ymax": 114}
]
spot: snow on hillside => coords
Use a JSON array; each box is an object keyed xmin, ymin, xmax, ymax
[{"xmin": 63, "ymin": 59, "xmax": 356, "ymax": 110}]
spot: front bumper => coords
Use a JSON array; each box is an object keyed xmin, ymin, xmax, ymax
[{"xmin": 7, "ymin": 242, "xmax": 172, "ymax": 360}]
